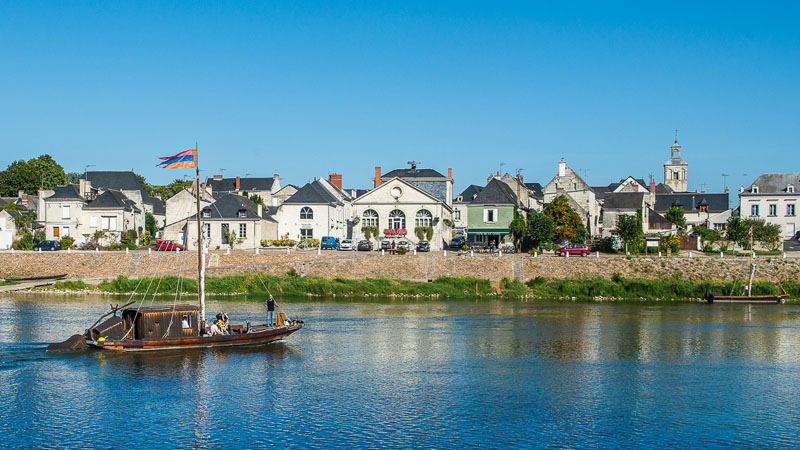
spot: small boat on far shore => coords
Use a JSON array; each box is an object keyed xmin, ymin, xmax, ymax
[{"xmin": 705, "ymin": 292, "xmax": 788, "ymax": 304}]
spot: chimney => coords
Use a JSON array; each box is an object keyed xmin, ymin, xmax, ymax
[
  {"xmin": 487, "ymin": 174, "xmax": 493, "ymax": 183},
  {"xmin": 374, "ymin": 166, "xmax": 381, "ymax": 188},
  {"xmin": 448, "ymin": 168, "xmax": 452, "ymax": 179},
  {"xmin": 329, "ymin": 173, "xmax": 343, "ymax": 190},
  {"xmin": 273, "ymin": 173, "xmax": 280, "ymax": 181},
  {"xmin": 18, "ymin": 190, "xmax": 24, "ymax": 198},
  {"xmin": 558, "ymin": 158, "xmax": 567, "ymax": 177},
  {"xmin": 79, "ymin": 179, "xmax": 91, "ymax": 199},
  {"xmin": 649, "ymin": 176, "xmax": 656, "ymax": 193},
  {"xmin": 236, "ymin": 176, "xmax": 240, "ymax": 191},
  {"xmin": 517, "ymin": 172, "xmax": 523, "ymax": 183},
  {"xmin": 213, "ymin": 174, "xmax": 223, "ymax": 181},
  {"xmin": 725, "ymin": 186, "xmax": 729, "ymax": 193},
  {"xmin": 257, "ymin": 203, "xmax": 263, "ymax": 217}
]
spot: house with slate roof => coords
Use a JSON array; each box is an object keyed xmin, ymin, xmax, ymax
[
  {"xmin": 205, "ymin": 174, "xmax": 282, "ymax": 206},
  {"xmin": 453, "ymin": 184, "xmax": 483, "ymax": 233},
  {"xmin": 542, "ymin": 159, "xmax": 601, "ymax": 237},
  {"xmin": 276, "ymin": 178, "xmax": 350, "ymax": 242},
  {"xmin": 163, "ymin": 186, "xmax": 216, "ymax": 243},
  {"xmin": 466, "ymin": 178, "xmax": 519, "ymax": 247},
  {"xmin": 80, "ymin": 171, "xmax": 165, "ymax": 227},
  {"xmin": 372, "ymin": 163, "xmax": 454, "ymax": 207},
  {"xmin": 184, "ymin": 193, "xmax": 277, "ymax": 250},
  {"xmin": 353, "ymin": 176, "xmax": 453, "ymax": 250},
  {"xmin": 37, "ymin": 183, "xmax": 143, "ymax": 245},
  {"xmin": 653, "ymin": 190, "xmax": 731, "ymax": 231},
  {"xmin": 740, "ymin": 173, "xmax": 800, "ymax": 238}
]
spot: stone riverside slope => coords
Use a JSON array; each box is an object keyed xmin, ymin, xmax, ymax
[{"xmin": 1, "ymin": 251, "xmax": 798, "ymax": 283}]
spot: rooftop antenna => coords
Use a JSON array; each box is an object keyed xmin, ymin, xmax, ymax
[
  {"xmin": 674, "ymin": 129, "xmax": 678, "ymax": 142},
  {"xmin": 722, "ymin": 173, "xmax": 729, "ymax": 191},
  {"xmin": 407, "ymin": 160, "xmax": 421, "ymax": 170},
  {"xmin": 499, "ymin": 162, "xmax": 506, "ymax": 174},
  {"xmin": 245, "ymin": 173, "xmax": 252, "ymax": 178},
  {"xmin": 84, "ymin": 164, "xmax": 95, "ymax": 180},
  {"xmin": 219, "ymin": 168, "xmax": 226, "ymax": 177},
  {"xmin": 700, "ymin": 183, "xmax": 706, "ymax": 192}
]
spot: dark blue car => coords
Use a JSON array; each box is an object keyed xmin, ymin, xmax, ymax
[
  {"xmin": 33, "ymin": 240, "xmax": 61, "ymax": 251},
  {"xmin": 450, "ymin": 235, "xmax": 466, "ymax": 249}
]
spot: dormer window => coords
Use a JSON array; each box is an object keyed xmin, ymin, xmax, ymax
[
  {"xmin": 238, "ymin": 209, "xmax": 247, "ymax": 218},
  {"xmin": 788, "ymin": 185, "xmax": 795, "ymax": 193},
  {"xmin": 699, "ymin": 205, "xmax": 708, "ymax": 213},
  {"xmin": 751, "ymin": 186, "xmax": 759, "ymax": 194},
  {"xmin": 201, "ymin": 208, "xmax": 211, "ymax": 218},
  {"xmin": 457, "ymin": 195, "xmax": 463, "ymax": 202}
]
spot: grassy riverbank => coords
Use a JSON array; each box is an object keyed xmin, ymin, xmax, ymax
[{"xmin": 41, "ymin": 273, "xmax": 799, "ymax": 301}]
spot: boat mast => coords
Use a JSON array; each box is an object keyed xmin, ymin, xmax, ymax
[
  {"xmin": 747, "ymin": 230, "xmax": 755, "ymax": 297},
  {"xmin": 195, "ymin": 142, "xmax": 206, "ymax": 323}
]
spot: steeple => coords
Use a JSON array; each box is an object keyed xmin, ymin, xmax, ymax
[{"xmin": 663, "ymin": 134, "xmax": 688, "ymax": 192}]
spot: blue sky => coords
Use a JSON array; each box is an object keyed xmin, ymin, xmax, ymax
[{"xmin": 1, "ymin": 1, "xmax": 798, "ymax": 194}]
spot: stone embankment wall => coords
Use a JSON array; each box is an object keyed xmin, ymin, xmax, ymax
[{"xmin": 0, "ymin": 251, "xmax": 798, "ymax": 283}]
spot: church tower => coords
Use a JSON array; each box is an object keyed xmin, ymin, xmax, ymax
[{"xmin": 663, "ymin": 138, "xmax": 688, "ymax": 192}]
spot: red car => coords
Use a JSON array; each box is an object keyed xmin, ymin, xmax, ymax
[
  {"xmin": 155, "ymin": 240, "xmax": 184, "ymax": 251},
  {"xmin": 556, "ymin": 243, "xmax": 590, "ymax": 257}
]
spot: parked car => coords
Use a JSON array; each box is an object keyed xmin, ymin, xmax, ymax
[
  {"xmin": 380, "ymin": 240, "xmax": 392, "ymax": 250},
  {"xmin": 357, "ymin": 240, "xmax": 373, "ymax": 251},
  {"xmin": 416, "ymin": 240, "xmax": 430, "ymax": 252},
  {"xmin": 321, "ymin": 236, "xmax": 339, "ymax": 250},
  {"xmin": 450, "ymin": 235, "xmax": 466, "ymax": 249},
  {"xmin": 795, "ymin": 231, "xmax": 800, "ymax": 241},
  {"xmin": 397, "ymin": 240, "xmax": 411, "ymax": 250},
  {"xmin": 33, "ymin": 240, "xmax": 61, "ymax": 251},
  {"xmin": 556, "ymin": 243, "xmax": 590, "ymax": 257},
  {"xmin": 155, "ymin": 240, "xmax": 184, "ymax": 251},
  {"xmin": 339, "ymin": 239, "xmax": 354, "ymax": 251}
]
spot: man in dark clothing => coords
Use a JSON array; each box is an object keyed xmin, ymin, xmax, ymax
[{"xmin": 264, "ymin": 294, "xmax": 277, "ymax": 326}]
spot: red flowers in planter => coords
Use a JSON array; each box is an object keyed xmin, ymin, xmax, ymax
[{"xmin": 383, "ymin": 228, "xmax": 407, "ymax": 236}]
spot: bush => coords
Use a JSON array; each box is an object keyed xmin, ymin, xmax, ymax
[
  {"xmin": 395, "ymin": 247, "xmax": 408, "ymax": 255},
  {"xmin": 12, "ymin": 234, "xmax": 34, "ymax": 250},
  {"xmin": 597, "ymin": 236, "xmax": 617, "ymax": 253},
  {"xmin": 120, "ymin": 230, "xmax": 137, "ymax": 250},
  {"xmin": 60, "ymin": 236, "xmax": 75, "ymax": 249},
  {"xmin": 269, "ymin": 239, "xmax": 297, "ymax": 247},
  {"xmin": 140, "ymin": 230, "xmax": 152, "ymax": 246}
]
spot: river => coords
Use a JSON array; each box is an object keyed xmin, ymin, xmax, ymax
[{"xmin": 1, "ymin": 294, "xmax": 799, "ymax": 449}]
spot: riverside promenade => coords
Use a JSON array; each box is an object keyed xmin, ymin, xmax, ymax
[{"xmin": 1, "ymin": 249, "xmax": 798, "ymax": 284}]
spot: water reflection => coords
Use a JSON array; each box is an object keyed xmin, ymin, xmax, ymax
[{"xmin": 1, "ymin": 294, "xmax": 800, "ymax": 448}]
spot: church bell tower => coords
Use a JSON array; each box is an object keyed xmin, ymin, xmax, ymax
[{"xmin": 663, "ymin": 137, "xmax": 688, "ymax": 192}]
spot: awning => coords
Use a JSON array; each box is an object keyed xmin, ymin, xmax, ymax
[{"xmin": 467, "ymin": 228, "xmax": 510, "ymax": 235}]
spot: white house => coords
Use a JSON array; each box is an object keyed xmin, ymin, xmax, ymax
[
  {"xmin": 206, "ymin": 174, "xmax": 282, "ymax": 206},
  {"xmin": 162, "ymin": 187, "xmax": 215, "ymax": 243},
  {"xmin": 184, "ymin": 194, "xmax": 277, "ymax": 250},
  {"xmin": 276, "ymin": 179, "xmax": 348, "ymax": 241},
  {"xmin": 740, "ymin": 173, "xmax": 800, "ymax": 238},
  {"xmin": 352, "ymin": 177, "xmax": 453, "ymax": 250},
  {"xmin": 542, "ymin": 159, "xmax": 601, "ymax": 237}
]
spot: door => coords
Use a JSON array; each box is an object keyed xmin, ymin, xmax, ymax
[{"xmin": 787, "ymin": 223, "xmax": 795, "ymax": 238}]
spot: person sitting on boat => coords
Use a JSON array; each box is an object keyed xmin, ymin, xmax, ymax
[
  {"xmin": 209, "ymin": 320, "xmax": 223, "ymax": 336},
  {"xmin": 264, "ymin": 295, "xmax": 278, "ymax": 326}
]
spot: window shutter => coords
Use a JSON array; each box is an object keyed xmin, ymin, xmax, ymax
[
  {"xmin": 110, "ymin": 217, "xmax": 117, "ymax": 231},
  {"xmin": 62, "ymin": 205, "xmax": 70, "ymax": 219},
  {"xmin": 90, "ymin": 216, "xmax": 98, "ymax": 227}
]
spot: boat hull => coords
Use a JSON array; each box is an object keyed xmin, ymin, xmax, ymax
[
  {"xmin": 706, "ymin": 293, "xmax": 788, "ymax": 304},
  {"xmin": 88, "ymin": 323, "xmax": 302, "ymax": 352}
]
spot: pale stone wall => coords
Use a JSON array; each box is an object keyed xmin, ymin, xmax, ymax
[{"xmin": 1, "ymin": 251, "xmax": 799, "ymax": 284}]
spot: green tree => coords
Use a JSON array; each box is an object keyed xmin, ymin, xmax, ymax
[
  {"xmin": 525, "ymin": 210, "xmax": 555, "ymax": 250},
  {"xmin": 543, "ymin": 196, "xmax": 586, "ymax": 243},
  {"xmin": 145, "ymin": 212, "xmax": 157, "ymax": 237},
  {"xmin": 135, "ymin": 173, "xmax": 155, "ymax": 196},
  {"xmin": 664, "ymin": 206, "xmax": 686, "ymax": 228},
  {"xmin": 29, "ymin": 154, "xmax": 67, "ymax": 191},
  {"xmin": 617, "ymin": 212, "xmax": 643, "ymax": 253},
  {"xmin": 725, "ymin": 217, "xmax": 749, "ymax": 248},
  {"xmin": 0, "ymin": 155, "xmax": 67, "ymax": 196},
  {"xmin": 152, "ymin": 179, "xmax": 193, "ymax": 199},
  {"xmin": 509, "ymin": 208, "xmax": 527, "ymax": 250},
  {"xmin": 65, "ymin": 172, "xmax": 82, "ymax": 184}
]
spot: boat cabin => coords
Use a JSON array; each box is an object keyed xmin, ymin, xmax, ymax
[{"xmin": 121, "ymin": 305, "xmax": 200, "ymax": 340}]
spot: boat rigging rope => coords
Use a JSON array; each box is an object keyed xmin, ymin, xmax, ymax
[
  {"xmin": 249, "ymin": 265, "xmax": 289, "ymax": 317},
  {"xmin": 120, "ymin": 244, "xmax": 174, "ymax": 340},
  {"xmin": 161, "ymin": 269, "xmax": 185, "ymax": 338}
]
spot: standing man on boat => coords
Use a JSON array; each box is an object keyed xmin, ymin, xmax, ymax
[{"xmin": 265, "ymin": 294, "xmax": 278, "ymax": 326}]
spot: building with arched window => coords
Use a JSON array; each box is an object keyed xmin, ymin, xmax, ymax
[
  {"xmin": 352, "ymin": 177, "xmax": 453, "ymax": 250},
  {"xmin": 276, "ymin": 178, "xmax": 352, "ymax": 242}
]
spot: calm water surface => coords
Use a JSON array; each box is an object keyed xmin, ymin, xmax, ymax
[{"xmin": 1, "ymin": 294, "xmax": 800, "ymax": 449}]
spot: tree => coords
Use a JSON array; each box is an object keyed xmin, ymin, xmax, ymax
[
  {"xmin": 145, "ymin": 212, "xmax": 157, "ymax": 237},
  {"xmin": 664, "ymin": 206, "xmax": 686, "ymax": 229},
  {"xmin": 225, "ymin": 230, "xmax": 241, "ymax": 249},
  {"xmin": 152, "ymin": 179, "xmax": 193, "ymax": 199},
  {"xmin": 725, "ymin": 217, "xmax": 749, "ymax": 249},
  {"xmin": 744, "ymin": 218, "xmax": 781, "ymax": 251},
  {"xmin": 525, "ymin": 210, "xmax": 555, "ymax": 250},
  {"xmin": 509, "ymin": 208, "xmax": 527, "ymax": 250},
  {"xmin": 65, "ymin": 172, "xmax": 82, "ymax": 184},
  {"xmin": 0, "ymin": 154, "xmax": 67, "ymax": 196},
  {"xmin": 617, "ymin": 213, "xmax": 643, "ymax": 252},
  {"xmin": 543, "ymin": 196, "xmax": 586, "ymax": 243}
]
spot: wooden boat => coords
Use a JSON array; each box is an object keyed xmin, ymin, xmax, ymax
[
  {"xmin": 705, "ymin": 231, "xmax": 788, "ymax": 305},
  {"xmin": 47, "ymin": 144, "xmax": 303, "ymax": 352},
  {"xmin": 705, "ymin": 292, "xmax": 788, "ymax": 304}
]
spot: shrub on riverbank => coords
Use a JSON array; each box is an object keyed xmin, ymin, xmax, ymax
[{"xmin": 525, "ymin": 275, "xmax": 783, "ymax": 300}]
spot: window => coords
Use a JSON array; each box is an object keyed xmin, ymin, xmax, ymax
[
  {"xmin": 484, "ymin": 208, "xmax": 497, "ymax": 223},
  {"xmin": 201, "ymin": 208, "xmax": 211, "ymax": 218},
  {"xmin": 789, "ymin": 185, "xmax": 795, "ymax": 193},
  {"xmin": 181, "ymin": 314, "xmax": 192, "ymax": 329},
  {"xmin": 62, "ymin": 205, "xmax": 70, "ymax": 219},
  {"xmin": 237, "ymin": 209, "xmax": 247, "ymax": 218},
  {"xmin": 53, "ymin": 226, "xmax": 60, "ymax": 237},
  {"xmin": 239, "ymin": 223, "xmax": 247, "ymax": 239},
  {"xmin": 300, "ymin": 207, "xmax": 313, "ymax": 220},
  {"xmin": 203, "ymin": 223, "xmax": 211, "ymax": 239},
  {"xmin": 362, "ymin": 209, "xmax": 379, "ymax": 228},
  {"xmin": 300, "ymin": 228, "xmax": 313, "ymax": 240},
  {"xmin": 62, "ymin": 226, "xmax": 69, "ymax": 237},
  {"xmin": 751, "ymin": 186, "xmax": 759, "ymax": 194},
  {"xmin": 750, "ymin": 204, "xmax": 759, "ymax": 217},
  {"xmin": 454, "ymin": 210, "xmax": 461, "ymax": 220},
  {"xmin": 388, "ymin": 209, "xmax": 405, "ymax": 229},
  {"xmin": 699, "ymin": 205, "xmax": 708, "ymax": 213},
  {"xmin": 769, "ymin": 204, "xmax": 777, "ymax": 216},
  {"xmin": 714, "ymin": 223, "xmax": 725, "ymax": 231},
  {"xmin": 572, "ymin": 183, "xmax": 577, "ymax": 190},
  {"xmin": 788, "ymin": 204, "xmax": 796, "ymax": 217},
  {"xmin": 415, "ymin": 209, "xmax": 433, "ymax": 227},
  {"xmin": 221, "ymin": 223, "xmax": 229, "ymax": 243},
  {"xmin": 101, "ymin": 216, "xmax": 117, "ymax": 231},
  {"xmin": 474, "ymin": 234, "xmax": 487, "ymax": 244}
]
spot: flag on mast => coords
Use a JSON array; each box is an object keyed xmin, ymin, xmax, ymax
[{"xmin": 158, "ymin": 149, "xmax": 197, "ymax": 168}]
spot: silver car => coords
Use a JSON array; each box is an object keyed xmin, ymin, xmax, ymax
[{"xmin": 339, "ymin": 239, "xmax": 354, "ymax": 251}]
